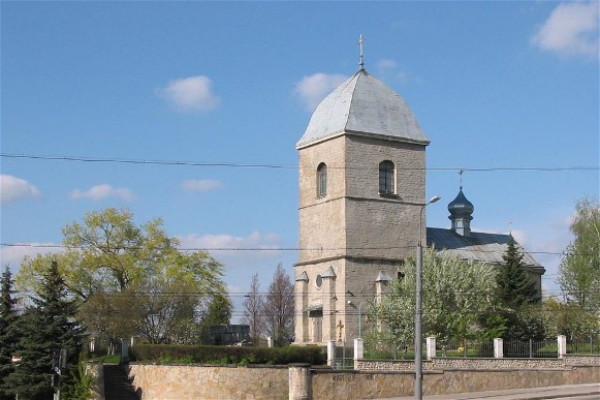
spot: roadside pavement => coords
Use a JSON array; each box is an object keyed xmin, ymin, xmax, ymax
[{"xmin": 366, "ymin": 383, "xmax": 600, "ymax": 400}]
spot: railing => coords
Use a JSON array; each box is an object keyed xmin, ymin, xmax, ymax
[
  {"xmin": 333, "ymin": 341, "xmax": 354, "ymax": 369},
  {"xmin": 437, "ymin": 339, "xmax": 493, "ymax": 358},
  {"xmin": 361, "ymin": 335, "xmax": 599, "ymax": 362},
  {"xmin": 364, "ymin": 340, "xmax": 418, "ymax": 360},
  {"xmin": 567, "ymin": 336, "xmax": 600, "ymax": 355},
  {"xmin": 503, "ymin": 339, "xmax": 556, "ymax": 358}
]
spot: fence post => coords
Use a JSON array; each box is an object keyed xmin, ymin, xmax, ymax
[
  {"xmin": 267, "ymin": 336, "xmax": 273, "ymax": 348},
  {"xmin": 353, "ymin": 338, "xmax": 364, "ymax": 369},
  {"xmin": 120, "ymin": 338, "xmax": 129, "ymax": 364},
  {"xmin": 327, "ymin": 340, "xmax": 336, "ymax": 367},
  {"xmin": 557, "ymin": 335, "xmax": 567, "ymax": 358},
  {"xmin": 493, "ymin": 338, "xmax": 503, "ymax": 359},
  {"xmin": 289, "ymin": 363, "xmax": 312, "ymax": 400},
  {"xmin": 426, "ymin": 337, "xmax": 436, "ymax": 360}
]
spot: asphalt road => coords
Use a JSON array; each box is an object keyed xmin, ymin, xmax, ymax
[{"xmin": 367, "ymin": 383, "xmax": 600, "ymax": 400}]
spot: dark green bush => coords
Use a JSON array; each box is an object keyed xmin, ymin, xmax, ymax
[{"xmin": 130, "ymin": 344, "xmax": 325, "ymax": 365}]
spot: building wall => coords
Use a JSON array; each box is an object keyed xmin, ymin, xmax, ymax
[
  {"xmin": 298, "ymin": 136, "xmax": 347, "ymax": 264},
  {"xmin": 295, "ymin": 133, "xmax": 426, "ymax": 345},
  {"xmin": 344, "ymin": 136, "xmax": 426, "ymax": 260},
  {"xmin": 294, "ymin": 259, "xmax": 345, "ymax": 343}
]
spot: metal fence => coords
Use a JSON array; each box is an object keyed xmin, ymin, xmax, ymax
[
  {"xmin": 503, "ymin": 339, "xmax": 556, "ymax": 358},
  {"xmin": 567, "ymin": 336, "xmax": 600, "ymax": 355},
  {"xmin": 364, "ymin": 340, "xmax": 419, "ymax": 360},
  {"xmin": 333, "ymin": 342, "xmax": 354, "ymax": 369},
  {"xmin": 437, "ymin": 339, "xmax": 493, "ymax": 358}
]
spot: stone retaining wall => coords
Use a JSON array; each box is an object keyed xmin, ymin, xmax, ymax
[
  {"xmin": 311, "ymin": 366, "xmax": 600, "ymax": 400},
  {"xmin": 86, "ymin": 362, "xmax": 104, "ymax": 400},
  {"xmin": 124, "ymin": 363, "xmax": 600, "ymax": 400},
  {"xmin": 127, "ymin": 364, "xmax": 288, "ymax": 400},
  {"xmin": 355, "ymin": 354, "xmax": 600, "ymax": 371},
  {"xmin": 565, "ymin": 355, "xmax": 600, "ymax": 365}
]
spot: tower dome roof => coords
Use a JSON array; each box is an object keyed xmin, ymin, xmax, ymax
[
  {"xmin": 448, "ymin": 188, "xmax": 475, "ymax": 219},
  {"xmin": 296, "ymin": 70, "xmax": 430, "ymax": 149}
]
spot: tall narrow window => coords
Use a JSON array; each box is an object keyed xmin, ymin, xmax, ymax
[
  {"xmin": 317, "ymin": 163, "xmax": 327, "ymax": 197},
  {"xmin": 379, "ymin": 160, "xmax": 395, "ymax": 194}
]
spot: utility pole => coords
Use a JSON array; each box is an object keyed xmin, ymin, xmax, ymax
[{"xmin": 415, "ymin": 196, "xmax": 440, "ymax": 400}]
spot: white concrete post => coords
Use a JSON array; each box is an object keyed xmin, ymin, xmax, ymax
[
  {"xmin": 327, "ymin": 340, "xmax": 336, "ymax": 367},
  {"xmin": 267, "ymin": 336, "xmax": 273, "ymax": 348},
  {"xmin": 354, "ymin": 338, "xmax": 364, "ymax": 365},
  {"xmin": 426, "ymin": 336, "xmax": 436, "ymax": 360},
  {"xmin": 557, "ymin": 335, "xmax": 567, "ymax": 358},
  {"xmin": 289, "ymin": 364, "xmax": 312, "ymax": 400},
  {"xmin": 494, "ymin": 338, "xmax": 503, "ymax": 359}
]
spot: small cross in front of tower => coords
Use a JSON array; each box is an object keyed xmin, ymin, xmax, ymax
[
  {"xmin": 459, "ymin": 169, "xmax": 464, "ymax": 189},
  {"xmin": 337, "ymin": 319, "xmax": 345, "ymax": 342},
  {"xmin": 359, "ymin": 34, "xmax": 365, "ymax": 70}
]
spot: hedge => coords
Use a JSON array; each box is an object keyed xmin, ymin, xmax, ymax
[{"xmin": 130, "ymin": 344, "xmax": 326, "ymax": 365}]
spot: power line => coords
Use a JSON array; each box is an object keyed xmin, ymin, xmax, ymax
[
  {"xmin": 2, "ymin": 153, "xmax": 598, "ymax": 173},
  {"xmin": 0, "ymin": 242, "xmax": 581, "ymax": 256},
  {"xmin": 0, "ymin": 153, "xmax": 295, "ymax": 169}
]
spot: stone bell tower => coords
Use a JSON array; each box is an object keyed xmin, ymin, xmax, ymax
[{"xmin": 294, "ymin": 61, "xmax": 430, "ymax": 344}]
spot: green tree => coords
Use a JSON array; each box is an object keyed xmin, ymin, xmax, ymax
[
  {"xmin": 371, "ymin": 249, "xmax": 501, "ymax": 351},
  {"xmin": 544, "ymin": 298, "xmax": 599, "ymax": 343},
  {"xmin": 4, "ymin": 261, "xmax": 85, "ymax": 400},
  {"xmin": 202, "ymin": 292, "xmax": 233, "ymax": 326},
  {"xmin": 17, "ymin": 208, "xmax": 228, "ymax": 346},
  {"xmin": 558, "ymin": 198, "xmax": 600, "ymax": 311},
  {"xmin": 496, "ymin": 236, "xmax": 545, "ymax": 340},
  {"xmin": 0, "ymin": 266, "xmax": 19, "ymax": 400},
  {"xmin": 496, "ymin": 235, "xmax": 537, "ymax": 309}
]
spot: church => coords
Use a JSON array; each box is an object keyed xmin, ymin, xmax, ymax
[{"xmin": 293, "ymin": 60, "xmax": 545, "ymax": 345}]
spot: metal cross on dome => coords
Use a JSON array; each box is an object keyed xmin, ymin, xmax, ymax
[{"xmin": 359, "ymin": 34, "xmax": 365, "ymax": 70}]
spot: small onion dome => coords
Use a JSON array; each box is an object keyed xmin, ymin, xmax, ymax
[{"xmin": 448, "ymin": 187, "xmax": 474, "ymax": 219}]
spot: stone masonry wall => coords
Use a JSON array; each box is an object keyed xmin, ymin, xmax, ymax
[
  {"xmin": 355, "ymin": 355, "xmax": 600, "ymax": 371},
  {"xmin": 298, "ymin": 135, "xmax": 346, "ymax": 263},
  {"xmin": 312, "ymin": 366, "xmax": 600, "ymax": 400},
  {"xmin": 344, "ymin": 135, "xmax": 426, "ymax": 261},
  {"xmin": 124, "ymin": 362, "xmax": 599, "ymax": 400},
  {"xmin": 127, "ymin": 364, "xmax": 288, "ymax": 400}
]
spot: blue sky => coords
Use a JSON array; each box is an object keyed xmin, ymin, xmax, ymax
[{"xmin": 1, "ymin": 1, "xmax": 598, "ymax": 319}]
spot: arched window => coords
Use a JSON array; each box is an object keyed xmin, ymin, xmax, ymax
[
  {"xmin": 317, "ymin": 163, "xmax": 327, "ymax": 197},
  {"xmin": 379, "ymin": 160, "xmax": 395, "ymax": 194}
]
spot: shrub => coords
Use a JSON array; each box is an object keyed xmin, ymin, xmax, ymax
[{"xmin": 130, "ymin": 344, "xmax": 325, "ymax": 365}]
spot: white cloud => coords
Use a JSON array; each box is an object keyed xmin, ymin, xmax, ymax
[
  {"xmin": 160, "ymin": 75, "xmax": 221, "ymax": 112},
  {"xmin": 294, "ymin": 73, "xmax": 348, "ymax": 111},
  {"xmin": 0, "ymin": 242, "xmax": 63, "ymax": 270},
  {"xmin": 70, "ymin": 184, "xmax": 135, "ymax": 201},
  {"xmin": 178, "ymin": 231, "xmax": 283, "ymax": 266},
  {"xmin": 0, "ymin": 175, "xmax": 40, "ymax": 204},
  {"xmin": 377, "ymin": 59, "xmax": 399, "ymax": 70},
  {"xmin": 532, "ymin": 2, "xmax": 599, "ymax": 59},
  {"xmin": 376, "ymin": 58, "xmax": 411, "ymax": 83},
  {"xmin": 182, "ymin": 179, "xmax": 223, "ymax": 193},
  {"xmin": 179, "ymin": 231, "xmax": 280, "ymax": 253}
]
